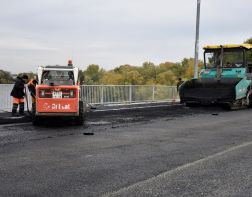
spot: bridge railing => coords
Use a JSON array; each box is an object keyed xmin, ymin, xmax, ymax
[
  {"xmin": 80, "ymin": 85, "xmax": 177, "ymax": 104},
  {"xmin": 0, "ymin": 84, "xmax": 178, "ymax": 111}
]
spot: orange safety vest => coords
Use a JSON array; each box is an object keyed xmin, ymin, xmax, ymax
[{"xmin": 28, "ymin": 79, "xmax": 37, "ymax": 103}]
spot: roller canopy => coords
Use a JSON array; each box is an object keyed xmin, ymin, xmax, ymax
[{"xmin": 204, "ymin": 44, "xmax": 252, "ymax": 50}]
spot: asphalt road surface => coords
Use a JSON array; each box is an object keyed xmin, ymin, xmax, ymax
[{"xmin": 0, "ymin": 105, "xmax": 252, "ymax": 197}]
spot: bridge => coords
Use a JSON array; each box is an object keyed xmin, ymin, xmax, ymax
[{"xmin": 0, "ymin": 84, "xmax": 252, "ymax": 197}]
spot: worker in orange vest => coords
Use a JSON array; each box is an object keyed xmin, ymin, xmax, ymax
[
  {"xmin": 27, "ymin": 78, "xmax": 38, "ymax": 113},
  {"xmin": 10, "ymin": 75, "xmax": 29, "ymax": 116}
]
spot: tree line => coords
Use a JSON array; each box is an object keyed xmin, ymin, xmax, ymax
[
  {"xmin": 80, "ymin": 58, "xmax": 203, "ymax": 85},
  {"xmin": 1, "ymin": 37, "xmax": 251, "ymax": 85},
  {"xmin": 0, "ymin": 58, "xmax": 203, "ymax": 85}
]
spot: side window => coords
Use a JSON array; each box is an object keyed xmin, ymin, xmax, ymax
[
  {"xmin": 223, "ymin": 50, "xmax": 244, "ymax": 68},
  {"xmin": 247, "ymin": 50, "xmax": 252, "ymax": 73},
  {"xmin": 41, "ymin": 71, "xmax": 50, "ymax": 85},
  {"xmin": 205, "ymin": 52, "xmax": 218, "ymax": 68}
]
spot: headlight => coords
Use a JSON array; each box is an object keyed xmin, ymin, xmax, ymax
[
  {"xmin": 39, "ymin": 90, "xmax": 46, "ymax": 98},
  {"xmin": 70, "ymin": 90, "xmax": 74, "ymax": 97},
  {"xmin": 41, "ymin": 90, "xmax": 45, "ymax": 97},
  {"xmin": 69, "ymin": 90, "xmax": 76, "ymax": 98}
]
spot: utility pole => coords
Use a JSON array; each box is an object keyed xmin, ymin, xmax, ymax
[{"xmin": 194, "ymin": 0, "xmax": 201, "ymax": 78}]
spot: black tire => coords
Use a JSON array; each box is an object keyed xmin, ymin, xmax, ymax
[
  {"xmin": 221, "ymin": 103, "xmax": 232, "ymax": 110},
  {"xmin": 76, "ymin": 101, "xmax": 85, "ymax": 125},
  {"xmin": 31, "ymin": 103, "xmax": 38, "ymax": 125},
  {"xmin": 32, "ymin": 116, "xmax": 40, "ymax": 126},
  {"xmin": 185, "ymin": 103, "xmax": 198, "ymax": 107},
  {"xmin": 248, "ymin": 97, "xmax": 252, "ymax": 108}
]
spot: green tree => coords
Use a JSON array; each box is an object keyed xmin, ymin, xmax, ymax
[
  {"xmin": 124, "ymin": 70, "xmax": 144, "ymax": 85},
  {"xmin": 78, "ymin": 70, "xmax": 85, "ymax": 85},
  {"xmin": 244, "ymin": 37, "xmax": 252, "ymax": 63},
  {"xmin": 182, "ymin": 58, "xmax": 194, "ymax": 79},
  {"xmin": 156, "ymin": 62, "xmax": 183, "ymax": 82},
  {"xmin": 181, "ymin": 58, "xmax": 203, "ymax": 80},
  {"xmin": 0, "ymin": 70, "xmax": 14, "ymax": 84},
  {"xmin": 113, "ymin": 64, "xmax": 144, "ymax": 85},
  {"xmin": 83, "ymin": 64, "xmax": 104, "ymax": 85},
  {"xmin": 245, "ymin": 37, "xmax": 252, "ymax": 44},
  {"xmin": 156, "ymin": 70, "xmax": 176, "ymax": 85},
  {"xmin": 101, "ymin": 71, "xmax": 124, "ymax": 85},
  {"xmin": 140, "ymin": 62, "xmax": 157, "ymax": 84}
]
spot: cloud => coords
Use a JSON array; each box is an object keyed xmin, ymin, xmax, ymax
[
  {"xmin": 0, "ymin": 36, "xmax": 58, "ymax": 51},
  {"xmin": 0, "ymin": 0, "xmax": 252, "ymax": 73}
]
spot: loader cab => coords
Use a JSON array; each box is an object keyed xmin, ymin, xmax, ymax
[
  {"xmin": 38, "ymin": 65, "xmax": 79, "ymax": 86},
  {"xmin": 202, "ymin": 44, "xmax": 252, "ymax": 79}
]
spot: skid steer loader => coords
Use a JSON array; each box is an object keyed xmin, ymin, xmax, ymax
[{"xmin": 32, "ymin": 60, "xmax": 86, "ymax": 125}]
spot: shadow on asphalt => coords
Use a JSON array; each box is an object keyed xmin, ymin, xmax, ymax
[
  {"xmin": 34, "ymin": 104, "xmax": 233, "ymax": 128},
  {"xmin": 33, "ymin": 118, "xmax": 89, "ymax": 128},
  {"xmin": 1, "ymin": 104, "xmax": 241, "ymax": 128}
]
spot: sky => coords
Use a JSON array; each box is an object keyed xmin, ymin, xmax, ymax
[{"xmin": 0, "ymin": 0, "xmax": 252, "ymax": 73}]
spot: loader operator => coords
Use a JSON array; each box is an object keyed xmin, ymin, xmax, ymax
[
  {"xmin": 10, "ymin": 75, "xmax": 29, "ymax": 116},
  {"xmin": 27, "ymin": 78, "xmax": 38, "ymax": 113}
]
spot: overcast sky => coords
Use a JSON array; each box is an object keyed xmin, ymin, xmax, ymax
[{"xmin": 0, "ymin": 0, "xmax": 251, "ymax": 73}]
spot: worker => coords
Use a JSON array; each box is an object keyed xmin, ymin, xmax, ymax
[
  {"xmin": 27, "ymin": 78, "xmax": 38, "ymax": 113},
  {"xmin": 225, "ymin": 62, "xmax": 232, "ymax": 68},
  {"xmin": 177, "ymin": 78, "xmax": 183, "ymax": 91},
  {"xmin": 10, "ymin": 75, "xmax": 29, "ymax": 116}
]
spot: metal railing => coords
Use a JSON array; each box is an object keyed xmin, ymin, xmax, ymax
[
  {"xmin": 0, "ymin": 84, "xmax": 33, "ymax": 111},
  {"xmin": 80, "ymin": 85, "xmax": 177, "ymax": 104},
  {"xmin": 0, "ymin": 84, "xmax": 178, "ymax": 111}
]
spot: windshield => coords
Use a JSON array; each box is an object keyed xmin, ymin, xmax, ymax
[
  {"xmin": 205, "ymin": 50, "xmax": 221, "ymax": 69},
  {"xmin": 204, "ymin": 49, "xmax": 244, "ymax": 69},
  {"xmin": 247, "ymin": 50, "xmax": 252, "ymax": 65},
  {"xmin": 41, "ymin": 70, "xmax": 75, "ymax": 85}
]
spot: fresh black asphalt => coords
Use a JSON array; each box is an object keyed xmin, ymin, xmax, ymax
[{"xmin": 0, "ymin": 105, "xmax": 252, "ymax": 196}]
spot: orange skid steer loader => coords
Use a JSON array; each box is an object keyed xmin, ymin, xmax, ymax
[{"xmin": 32, "ymin": 61, "xmax": 85, "ymax": 125}]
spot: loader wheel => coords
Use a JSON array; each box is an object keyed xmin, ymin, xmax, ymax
[
  {"xmin": 221, "ymin": 103, "xmax": 232, "ymax": 110},
  {"xmin": 185, "ymin": 103, "xmax": 198, "ymax": 107},
  {"xmin": 32, "ymin": 116, "xmax": 40, "ymax": 126},
  {"xmin": 76, "ymin": 101, "xmax": 85, "ymax": 125}
]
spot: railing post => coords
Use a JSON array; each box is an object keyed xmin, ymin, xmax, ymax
[
  {"xmin": 101, "ymin": 85, "xmax": 104, "ymax": 104},
  {"xmin": 152, "ymin": 85, "xmax": 155, "ymax": 101},
  {"xmin": 129, "ymin": 85, "xmax": 132, "ymax": 103},
  {"xmin": 172, "ymin": 86, "xmax": 176, "ymax": 102}
]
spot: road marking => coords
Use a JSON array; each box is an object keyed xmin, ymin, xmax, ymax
[
  {"xmin": 0, "ymin": 122, "xmax": 31, "ymax": 127},
  {"xmin": 101, "ymin": 140, "xmax": 252, "ymax": 197},
  {"xmin": 93, "ymin": 104, "xmax": 181, "ymax": 112},
  {"xmin": 86, "ymin": 121, "xmax": 111, "ymax": 126}
]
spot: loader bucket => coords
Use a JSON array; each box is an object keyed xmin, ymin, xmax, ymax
[{"xmin": 179, "ymin": 78, "xmax": 241, "ymax": 104}]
